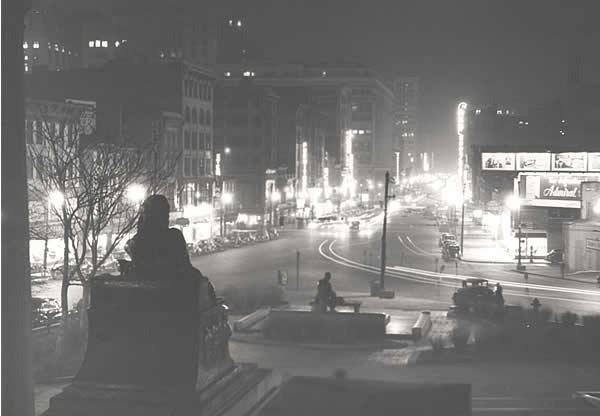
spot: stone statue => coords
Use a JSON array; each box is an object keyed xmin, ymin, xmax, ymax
[{"xmin": 123, "ymin": 194, "xmax": 217, "ymax": 308}]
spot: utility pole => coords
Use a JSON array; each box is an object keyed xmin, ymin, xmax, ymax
[
  {"xmin": 459, "ymin": 183, "xmax": 465, "ymax": 257},
  {"xmin": 379, "ymin": 171, "xmax": 394, "ymax": 290}
]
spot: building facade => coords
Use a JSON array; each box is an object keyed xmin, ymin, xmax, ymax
[{"xmin": 393, "ymin": 77, "xmax": 418, "ymax": 176}]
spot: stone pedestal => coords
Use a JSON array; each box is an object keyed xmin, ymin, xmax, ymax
[{"xmin": 42, "ymin": 275, "xmax": 276, "ymax": 416}]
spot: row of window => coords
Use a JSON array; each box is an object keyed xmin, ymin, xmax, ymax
[
  {"xmin": 25, "ymin": 120, "xmax": 77, "ymax": 144},
  {"xmin": 183, "ymin": 157, "xmax": 210, "ymax": 178},
  {"xmin": 184, "ymin": 79, "xmax": 212, "ymax": 100},
  {"xmin": 88, "ymin": 39, "xmax": 127, "ymax": 48},
  {"xmin": 184, "ymin": 106, "xmax": 212, "ymax": 125},
  {"xmin": 183, "ymin": 131, "xmax": 212, "ymax": 151}
]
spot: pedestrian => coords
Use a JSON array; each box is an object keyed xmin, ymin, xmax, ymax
[
  {"xmin": 315, "ymin": 272, "xmax": 337, "ymax": 312},
  {"xmin": 440, "ymin": 265, "xmax": 445, "ymax": 274},
  {"xmin": 597, "ymin": 274, "xmax": 600, "ymax": 288},
  {"xmin": 561, "ymin": 262, "xmax": 566, "ymax": 278},
  {"xmin": 531, "ymin": 297, "xmax": 541, "ymax": 313},
  {"xmin": 495, "ymin": 283, "xmax": 504, "ymax": 306}
]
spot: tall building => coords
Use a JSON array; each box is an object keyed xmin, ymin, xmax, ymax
[
  {"xmin": 393, "ymin": 77, "xmax": 418, "ymax": 176},
  {"xmin": 213, "ymin": 80, "xmax": 279, "ymax": 217},
  {"xmin": 23, "ymin": 1, "xmax": 81, "ymax": 73},
  {"xmin": 218, "ymin": 62, "xmax": 396, "ymax": 190},
  {"xmin": 79, "ymin": 9, "xmax": 217, "ymax": 69}
]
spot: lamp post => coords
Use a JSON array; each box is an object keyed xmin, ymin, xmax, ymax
[{"xmin": 506, "ymin": 195, "xmax": 525, "ymax": 270}]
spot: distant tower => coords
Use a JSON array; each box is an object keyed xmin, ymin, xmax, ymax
[{"xmin": 393, "ymin": 77, "xmax": 419, "ymax": 175}]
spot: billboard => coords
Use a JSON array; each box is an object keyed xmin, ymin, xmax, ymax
[
  {"xmin": 551, "ymin": 152, "xmax": 587, "ymax": 171},
  {"xmin": 481, "ymin": 153, "xmax": 515, "ymax": 171},
  {"xmin": 517, "ymin": 153, "xmax": 551, "ymax": 171},
  {"xmin": 588, "ymin": 153, "xmax": 600, "ymax": 172},
  {"xmin": 523, "ymin": 175, "xmax": 584, "ymax": 208}
]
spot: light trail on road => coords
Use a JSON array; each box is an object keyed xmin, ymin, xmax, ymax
[{"xmin": 319, "ymin": 239, "xmax": 600, "ymax": 308}]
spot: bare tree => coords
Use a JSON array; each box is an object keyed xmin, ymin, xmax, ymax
[
  {"xmin": 68, "ymin": 143, "xmax": 178, "ymax": 328},
  {"xmin": 28, "ymin": 102, "xmax": 179, "ymax": 323}
]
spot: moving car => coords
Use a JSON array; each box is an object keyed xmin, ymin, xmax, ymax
[
  {"xmin": 452, "ymin": 278, "xmax": 498, "ymax": 314},
  {"xmin": 349, "ymin": 220, "xmax": 360, "ymax": 230},
  {"xmin": 545, "ymin": 249, "xmax": 563, "ymax": 264}
]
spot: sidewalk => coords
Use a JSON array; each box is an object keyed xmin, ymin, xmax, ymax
[{"xmin": 513, "ymin": 265, "xmax": 600, "ymax": 285}]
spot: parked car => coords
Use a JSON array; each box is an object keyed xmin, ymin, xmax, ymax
[
  {"xmin": 438, "ymin": 233, "xmax": 456, "ymax": 247},
  {"xmin": 545, "ymin": 249, "xmax": 564, "ymax": 264},
  {"xmin": 349, "ymin": 220, "xmax": 360, "ymax": 230},
  {"xmin": 31, "ymin": 297, "xmax": 61, "ymax": 327},
  {"xmin": 442, "ymin": 243, "xmax": 461, "ymax": 260}
]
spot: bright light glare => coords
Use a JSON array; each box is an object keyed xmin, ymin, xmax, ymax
[
  {"xmin": 48, "ymin": 190, "xmax": 64, "ymax": 209},
  {"xmin": 594, "ymin": 199, "xmax": 600, "ymax": 215},
  {"xmin": 224, "ymin": 147, "xmax": 231, "ymax": 154},
  {"xmin": 221, "ymin": 192, "xmax": 233, "ymax": 204},
  {"xmin": 270, "ymin": 191, "xmax": 281, "ymax": 203},
  {"xmin": 126, "ymin": 184, "xmax": 146, "ymax": 205},
  {"xmin": 505, "ymin": 195, "xmax": 521, "ymax": 210},
  {"xmin": 473, "ymin": 209, "xmax": 483, "ymax": 219}
]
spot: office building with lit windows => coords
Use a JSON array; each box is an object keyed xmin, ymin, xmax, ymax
[
  {"xmin": 23, "ymin": 1, "xmax": 81, "ymax": 73},
  {"xmin": 393, "ymin": 77, "xmax": 419, "ymax": 176}
]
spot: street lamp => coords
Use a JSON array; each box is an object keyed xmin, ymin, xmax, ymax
[
  {"xmin": 126, "ymin": 183, "xmax": 146, "ymax": 206},
  {"xmin": 505, "ymin": 194, "xmax": 525, "ymax": 270},
  {"xmin": 224, "ymin": 147, "xmax": 231, "ymax": 155}
]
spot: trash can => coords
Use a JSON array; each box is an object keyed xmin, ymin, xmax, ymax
[{"xmin": 370, "ymin": 279, "xmax": 381, "ymax": 297}]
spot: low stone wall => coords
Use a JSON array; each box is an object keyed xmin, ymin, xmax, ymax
[{"xmin": 263, "ymin": 310, "xmax": 388, "ymax": 344}]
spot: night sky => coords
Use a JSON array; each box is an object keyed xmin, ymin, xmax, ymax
[{"xmin": 64, "ymin": 0, "xmax": 600, "ymax": 170}]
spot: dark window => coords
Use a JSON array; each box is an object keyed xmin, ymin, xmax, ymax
[
  {"xmin": 192, "ymin": 132, "xmax": 198, "ymax": 150},
  {"xmin": 185, "ymin": 106, "xmax": 191, "ymax": 123},
  {"xmin": 206, "ymin": 110, "xmax": 212, "ymax": 125},
  {"xmin": 191, "ymin": 158, "xmax": 198, "ymax": 176},
  {"xmin": 192, "ymin": 108, "xmax": 197, "ymax": 124},
  {"xmin": 184, "ymin": 131, "xmax": 190, "ymax": 149},
  {"xmin": 184, "ymin": 157, "xmax": 191, "ymax": 177}
]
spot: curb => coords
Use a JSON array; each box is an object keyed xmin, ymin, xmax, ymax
[
  {"xmin": 512, "ymin": 270, "xmax": 598, "ymax": 285},
  {"xmin": 35, "ymin": 375, "xmax": 74, "ymax": 385},
  {"xmin": 230, "ymin": 334, "xmax": 411, "ymax": 351}
]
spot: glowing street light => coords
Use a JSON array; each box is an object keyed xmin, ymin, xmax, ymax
[
  {"xmin": 48, "ymin": 190, "xmax": 64, "ymax": 210},
  {"xmin": 126, "ymin": 184, "xmax": 146, "ymax": 205},
  {"xmin": 221, "ymin": 192, "xmax": 233, "ymax": 205},
  {"xmin": 224, "ymin": 147, "xmax": 231, "ymax": 155},
  {"xmin": 270, "ymin": 191, "xmax": 281, "ymax": 203},
  {"xmin": 505, "ymin": 194, "xmax": 521, "ymax": 211}
]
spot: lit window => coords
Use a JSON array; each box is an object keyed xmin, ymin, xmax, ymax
[
  {"xmin": 23, "ymin": 41, "xmax": 28, "ymax": 48},
  {"xmin": 121, "ymin": 39, "xmax": 127, "ymax": 44},
  {"xmin": 496, "ymin": 110, "xmax": 502, "ymax": 115},
  {"xmin": 250, "ymin": 71, "xmax": 255, "ymax": 77},
  {"xmin": 224, "ymin": 71, "xmax": 231, "ymax": 77},
  {"xmin": 33, "ymin": 41, "xmax": 39, "ymax": 49},
  {"xmin": 524, "ymin": 121, "xmax": 529, "ymax": 125},
  {"xmin": 561, "ymin": 119, "xmax": 566, "ymax": 123},
  {"xmin": 475, "ymin": 109, "xmax": 481, "ymax": 114},
  {"xmin": 228, "ymin": 19, "xmax": 233, "ymax": 26},
  {"xmin": 95, "ymin": 40, "xmax": 101, "ymax": 47},
  {"xmin": 61, "ymin": 47, "xmax": 65, "ymax": 53},
  {"xmin": 54, "ymin": 43, "xmax": 59, "ymax": 51},
  {"xmin": 102, "ymin": 40, "xmax": 108, "ymax": 48},
  {"xmin": 115, "ymin": 40, "xmax": 120, "ymax": 47},
  {"xmin": 24, "ymin": 55, "xmax": 28, "ymax": 60},
  {"xmin": 358, "ymin": 130, "xmax": 364, "ymax": 134},
  {"xmin": 89, "ymin": 40, "xmax": 94, "ymax": 47},
  {"xmin": 68, "ymin": 50, "xmax": 71, "ymax": 55},
  {"xmin": 237, "ymin": 20, "xmax": 242, "ymax": 27},
  {"xmin": 24, "ymin": 63, "xmax": 29, "ymax": 72},
  {"xmin": 243, "ymin": 71, "xmax": 251, "ymax": 77},
  {"xmin": 160, "ymin": 51, "xmax": 165, "ymax": 58}
]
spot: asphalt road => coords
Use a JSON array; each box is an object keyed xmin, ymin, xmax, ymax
[{"xmin": 191, "ymin": 210, "xmax": 600, "ymax": 316}]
